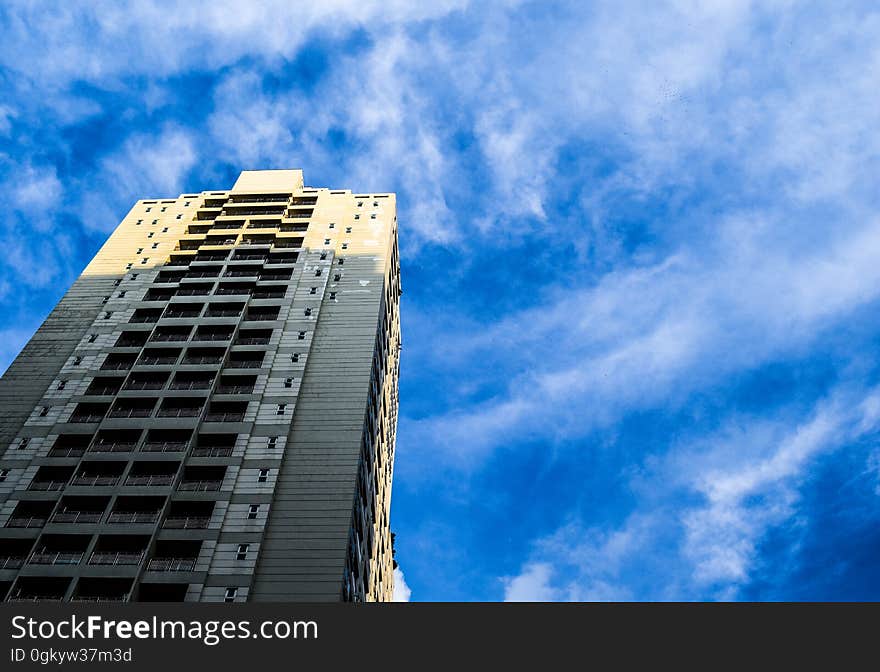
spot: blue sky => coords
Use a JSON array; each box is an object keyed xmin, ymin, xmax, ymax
[{"xmin": 2, "ymin": 1, "xmax": 880, "ymax": 601}]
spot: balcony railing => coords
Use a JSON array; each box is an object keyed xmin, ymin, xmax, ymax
[
  {"xmin": 177, "ymin": 480, "xmax": 222, "ymax": 492},
  {"xmin": 89, "ymin": 442, "xmax": 135, "ymax": 453},
  {"xmin": 28, "ymin": 480, "xmax": 66, "ymax": 491},
  {"xmin": 169, "ymin": 380, "xmax": 212, "ymax": 391},
  {"xmin": 101, "ymin": 361, "xmax": 133, "ymax": 371},
  {"xmin": 203, "ymin": 412, "xmax": 245, "ymax": 422},
  {"xmin": 70, "ymin": 475, "xmax": 119, "ymax": 487},
  {"xmin": 72, "ymin": 594, "xmax": 129, "ymax": 603},
  {"xmin": 193, "ymin": 332, "xmax": 233, "ymax": 341},
  {"xmin": 108, "ymin": 408, "xmax": 153, "ymax": 419},
  {"xmin": 147, "ymin": 557, "xmax": 197, "ymax": 572},
  {"xmin": 107, "ymin": 511, "xmax": 160, "ymax": 524},
  {"xmin": 51, "ymin": 511, "xmax": 102, "ymax": 524},
  {"xmin": 8, "ymin": 595, "xmax": 64, "ymax": 602},
  {"xmin": 0, "ymin": 555, "xmax": 25, "ymax": 569},
  {"xmin": 5, "ymin": 516, "xmax": 46, "ymax": 528},
  {"xmin": 30, "ymin": 551, "xmax": 83, "ymax": 565},
  {"xmin": 191, "ymin": 446, "xmax": 234, "ymax": 457},
  {"xmin": 87, "ymin": 386, "xmax": 121, "ymax": 396},
  {"xmin": 151, "ymin": 333, "xmax": 189, "ymax": 342},
  {"xmin": 156, "ymin": 407, "xmax": 202, "ymax": 418},
  {"xmin": 234, "ymin": 337, "xmax": 269, "ymax": 346},
  {"xmin": 48, "ymin": 447, "xmax": 86, "ymax": 458},
  {"xmin": 125, "ymin": 474, "xmax": 175, "ymax": 487},
  {"xmin": 182, "ymin": 357, "xmax": 223, "ymax": 365},
  {"xmin": 138, "ymin": 356, "xmax": 178, "ymax": 365},
  {"xmin": 226, "ymin": 360, "xmax": 262, "ymax": 369},
  {"xmin": 124, "ymin": 380, "xmax": 165, "ymax": 391},
  {"xmin": 163, "ymin": 516, "xmax": 210, "ymax": 529},
  {"xmin": 141, "ymin": 441, "xmax": 187, "ymax": 453},
  {"xmin": 215, "ymin": 385, "xmax": 254, "ymax": 394},
  {"xmin": 69, "ymin": 413, "xmax": 105, "ymax": 423},
  {"xmin": 89, "ymin": 551, "xmax": 144, "ymax": 566}
]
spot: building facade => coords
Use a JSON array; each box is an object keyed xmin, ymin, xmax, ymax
[{"xmin": 0, "ymin": 169, "xmax": 400, "ymax": 602}]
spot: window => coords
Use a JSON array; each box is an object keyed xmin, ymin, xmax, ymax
[
  {"xmin": 0, "ymin": 468, "xmax": 8, "ymax": 482},
  {"xmin": 136, "ymin": 248, "xmax": 143, "ymax": 254},
  {"xmin": 354, "ymin": 214, "xmax": 360, "ymax": 220},
  {"xmin": 39, "ymin": 406, "xmax": 49, "ymax": 417},
  {"xmin": 290, "ymin": 353, "xmax": 299, "ymax": 363},
  {"xmin": 297, "ymin": 331, "xmax": 305, "ymax": 340},
  {"xmin": 345, "ymin": 226, "xmax": 352, "ymax": 233},
  {"xmin": 330, "ymin": 292, "xmax": 337, "ymax": 301},
  {"xmin": 236, "ymin": 544, "xmax": 249, "ymax": 560},
  {"xmin": 247, "ymin": 504, "xmax": 259, "ymax": 520},
  {"xmin": 104, "ymin": 311, "xmax": 113, "ymax": 319},
  {"xmin": 357, "ymin": 201, "xmax": 363, "ymax": 207},
  {"xmin": 162, "ymin": 227, "xmax": 168, "ymax": 233},
  {"xmin": 324, "ymin": 239, "xmax": 331, "ymax": 245},
  {"xmin": 320, "ymin": 251, "xmax": 327, "ymax": 260},
  {"xmin": 88, "ymin": 334, "xmax": 98, "ymax": 343},
  {"xmin": 145, "ymin": 207, "xmax": 151, "ymax": 212},
  {"xmin": 161, "ymin": 206, "xmax": 166, "ymax": 212},
  {"xmin": 224, "ymin": 587, "xmax": 237, "ymax": 603},
  {"xmin": 151, "ymin": 243, "xmax": 158, "ymax": 249},
  {"xmin": 370, "ymin": 213, "xmax": 376, "ymax": 219},
  {"xmin": 309, "ymin": 287, "xmax": 316, "ymax": 295},
  {"xmin": 333, "ymin": 274, "xmax": 341, "ymax": 281},
  {"xmin": 258, "ymin": 469, "xmax": 269, "ymax": 483},
  {"xmin": 118, "ymin": 291, "xmax": 126, "ymax": 298},
  {"xmin": 126, "ymin": 263, "xmax": 133, "ymax": 270},
  {"xmin": 73, "ymin": 356, "xmax": 83, "ymax": 365},
  {"xmin": 315, "ymin": 269, "xmax": 322, "ymax": 276},
  {"xmin": 284, "ymin": 378, "xmax": 293, "ymax": 388},
  {"xmin": 338, "ymin": 258, "xmax": 344, "ymax": 266},
  {"xmin": 130, "ymin": 274, "xmax": 139, "ymax": 280},
  {"xmin": 328, "ymin": 223, "xmax": 335, "ymax": 229},
  {"xmin": 151, "ymin": 219, "xmax": 158, "ymax": 225},
  {"xmin": 57, "ymin": 380, "xmax": 66, "ymax": 391},
  {"xmin": 137, "ymin": 219, "xmax": 143, "ymax": 225},
  {"xmin": 141, "ymin": 258, "xmax": 149, "ymax": 264},
  {"xmin": 341, "ymin": 243, "xmax": 348, "ymax": 250},
  {"xmin": 373, "ymin": 201, "xmax": 378, "ymax": 207},
  {"xmin": 304, "ymin": 308, "xmax": 312, "ymax": 316},
  {"xmin": 18, "ymin": 438, "xmax": 29, "ymax": 449},
  {"xmin": 148, "ymin": 232, "xmax": 154, "ymax": 238},
  {"xmin": 101, "ymin": 296, "xmax": 109, "ymax": 304},
  {"xmin": 114, "ymin": 278, "xmax": 121, "ymax": 286},
  {"xmin": 185, "ymin": 201, "xmax": 190, "ymax": 207},
  {"xmin": 268, "ymin": 436, "xmax": 277, "ymax": 447},
  {"xmin": 176, "ymin": 214, "xmax": 182, "ymax": 220},
  {"xmin": 276, "ymin": 404, "xmax": 286, "ymax": 416}
]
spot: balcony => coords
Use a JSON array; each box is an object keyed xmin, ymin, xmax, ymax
[
  {"xmin": 125, "ymin": 474, "xmax": 175, "ymax": 487},
  {"xmin": 204, "ymin": 402, "xmax": 247, "ymax": 422},
  {"xmin": 50, "ymin": 510, "xmax": 102, "ymax": 524},
  {"xmin": 176, "ymin": 284, "xmax": 212, "ymax": 296},
  {"xmin": 69, "ymin": 403, "xmax": 109, "ymax": 423},
  {"xmin": 89, "ymin": 551, "xmax": 144, "ymax": 566},
  {"xmin": 107, "ymin": 511, "xmax": 160, "ymax": 524},
  {"xmin": 147, "ymin": 557, "xmax": 197, "ymax": 572},
  {"xmin": 29, "ymin": 467, "xmax": 73, "ymax": 492},
  {"xmin": 72, "ymin": 578, "xmax": 132, "ymax": 602},
  {"xmin": 252, "ymin": 288, "xmax": 286, "ymax": 299},
  {"xmin": 227, "ymin": 354, "xmax": 263, "ymax": 369},
  {"xmin": 266, "ymin": 253, "xmax": 297, "ymax": 264},
  {"xmin": 163, "ymin": 515, "xmax": 210, "ymax": 529},
  {"xmin": 141, "ymin": 429, "xmax": 190, "ymax": 453},
  {"xmin": 177, "ymin": 479, "xmax": 222, "ymax": 492},
  {"xmin": 130, "ymin": 309, "xmax": 162, "ymax": 323},
  {"xmin": 85, "ymin": 377, "xmax": 124, "ymax": 396},
  {"xmin": 7, "ymin": 578, "xmax": 70, "ymax": 602},
  {"xmin": 30, "ymin": 551, "xmax": 83, "ymax": 565},
  {"xmin": 6, "ymin": 515, "xmax": 47, "ymax": 528},
  {"xmin": 169, "ymin": 375, "xmax": 214, "ymax": 391},
  {"xmin": 89, "ymin": 429, "xmax": 140, "ymax": 453},
  {"xmin": 70, "ymin": 474, "xmax": 120, "ymax": 487},
  {"xmin": 124, "ymin": 374, "xmax": 168, "ymax": 391},
  {"xmin": 108, "ymin": 400, "xmax": 155, "ymax": 419},
  {"xmin": 49, "ymin": 435, "xmax": 91, "ymax": 458},
  {"xmin": 0, "ymin": 555, "xmax": 24, "ymax": 570},
  {"xmin": 139, "ymin": 350, "xmax": 181, "ymax": 366}
]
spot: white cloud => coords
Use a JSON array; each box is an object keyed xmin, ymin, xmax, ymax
[
  {"xmin": 503, "ymin": 563, "xmax": 557, "ymax": 601},
  {"xmin": 392, "ymin": 567, "xmax": 412, "ymax": 602}
]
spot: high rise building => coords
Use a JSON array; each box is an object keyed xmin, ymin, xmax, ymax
[{"xmin": 0, "ymin": 169, "xmax": 401, "ymax": 602}]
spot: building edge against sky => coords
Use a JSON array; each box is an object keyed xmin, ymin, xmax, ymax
[{"xmin": 0, "ymin": 169, "xmax": 401, "ymax": 602}]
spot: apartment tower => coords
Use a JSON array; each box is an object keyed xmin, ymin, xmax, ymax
[{"xmin": 0, "ymin": 169, "xmax": 401, "ymax": 602}]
